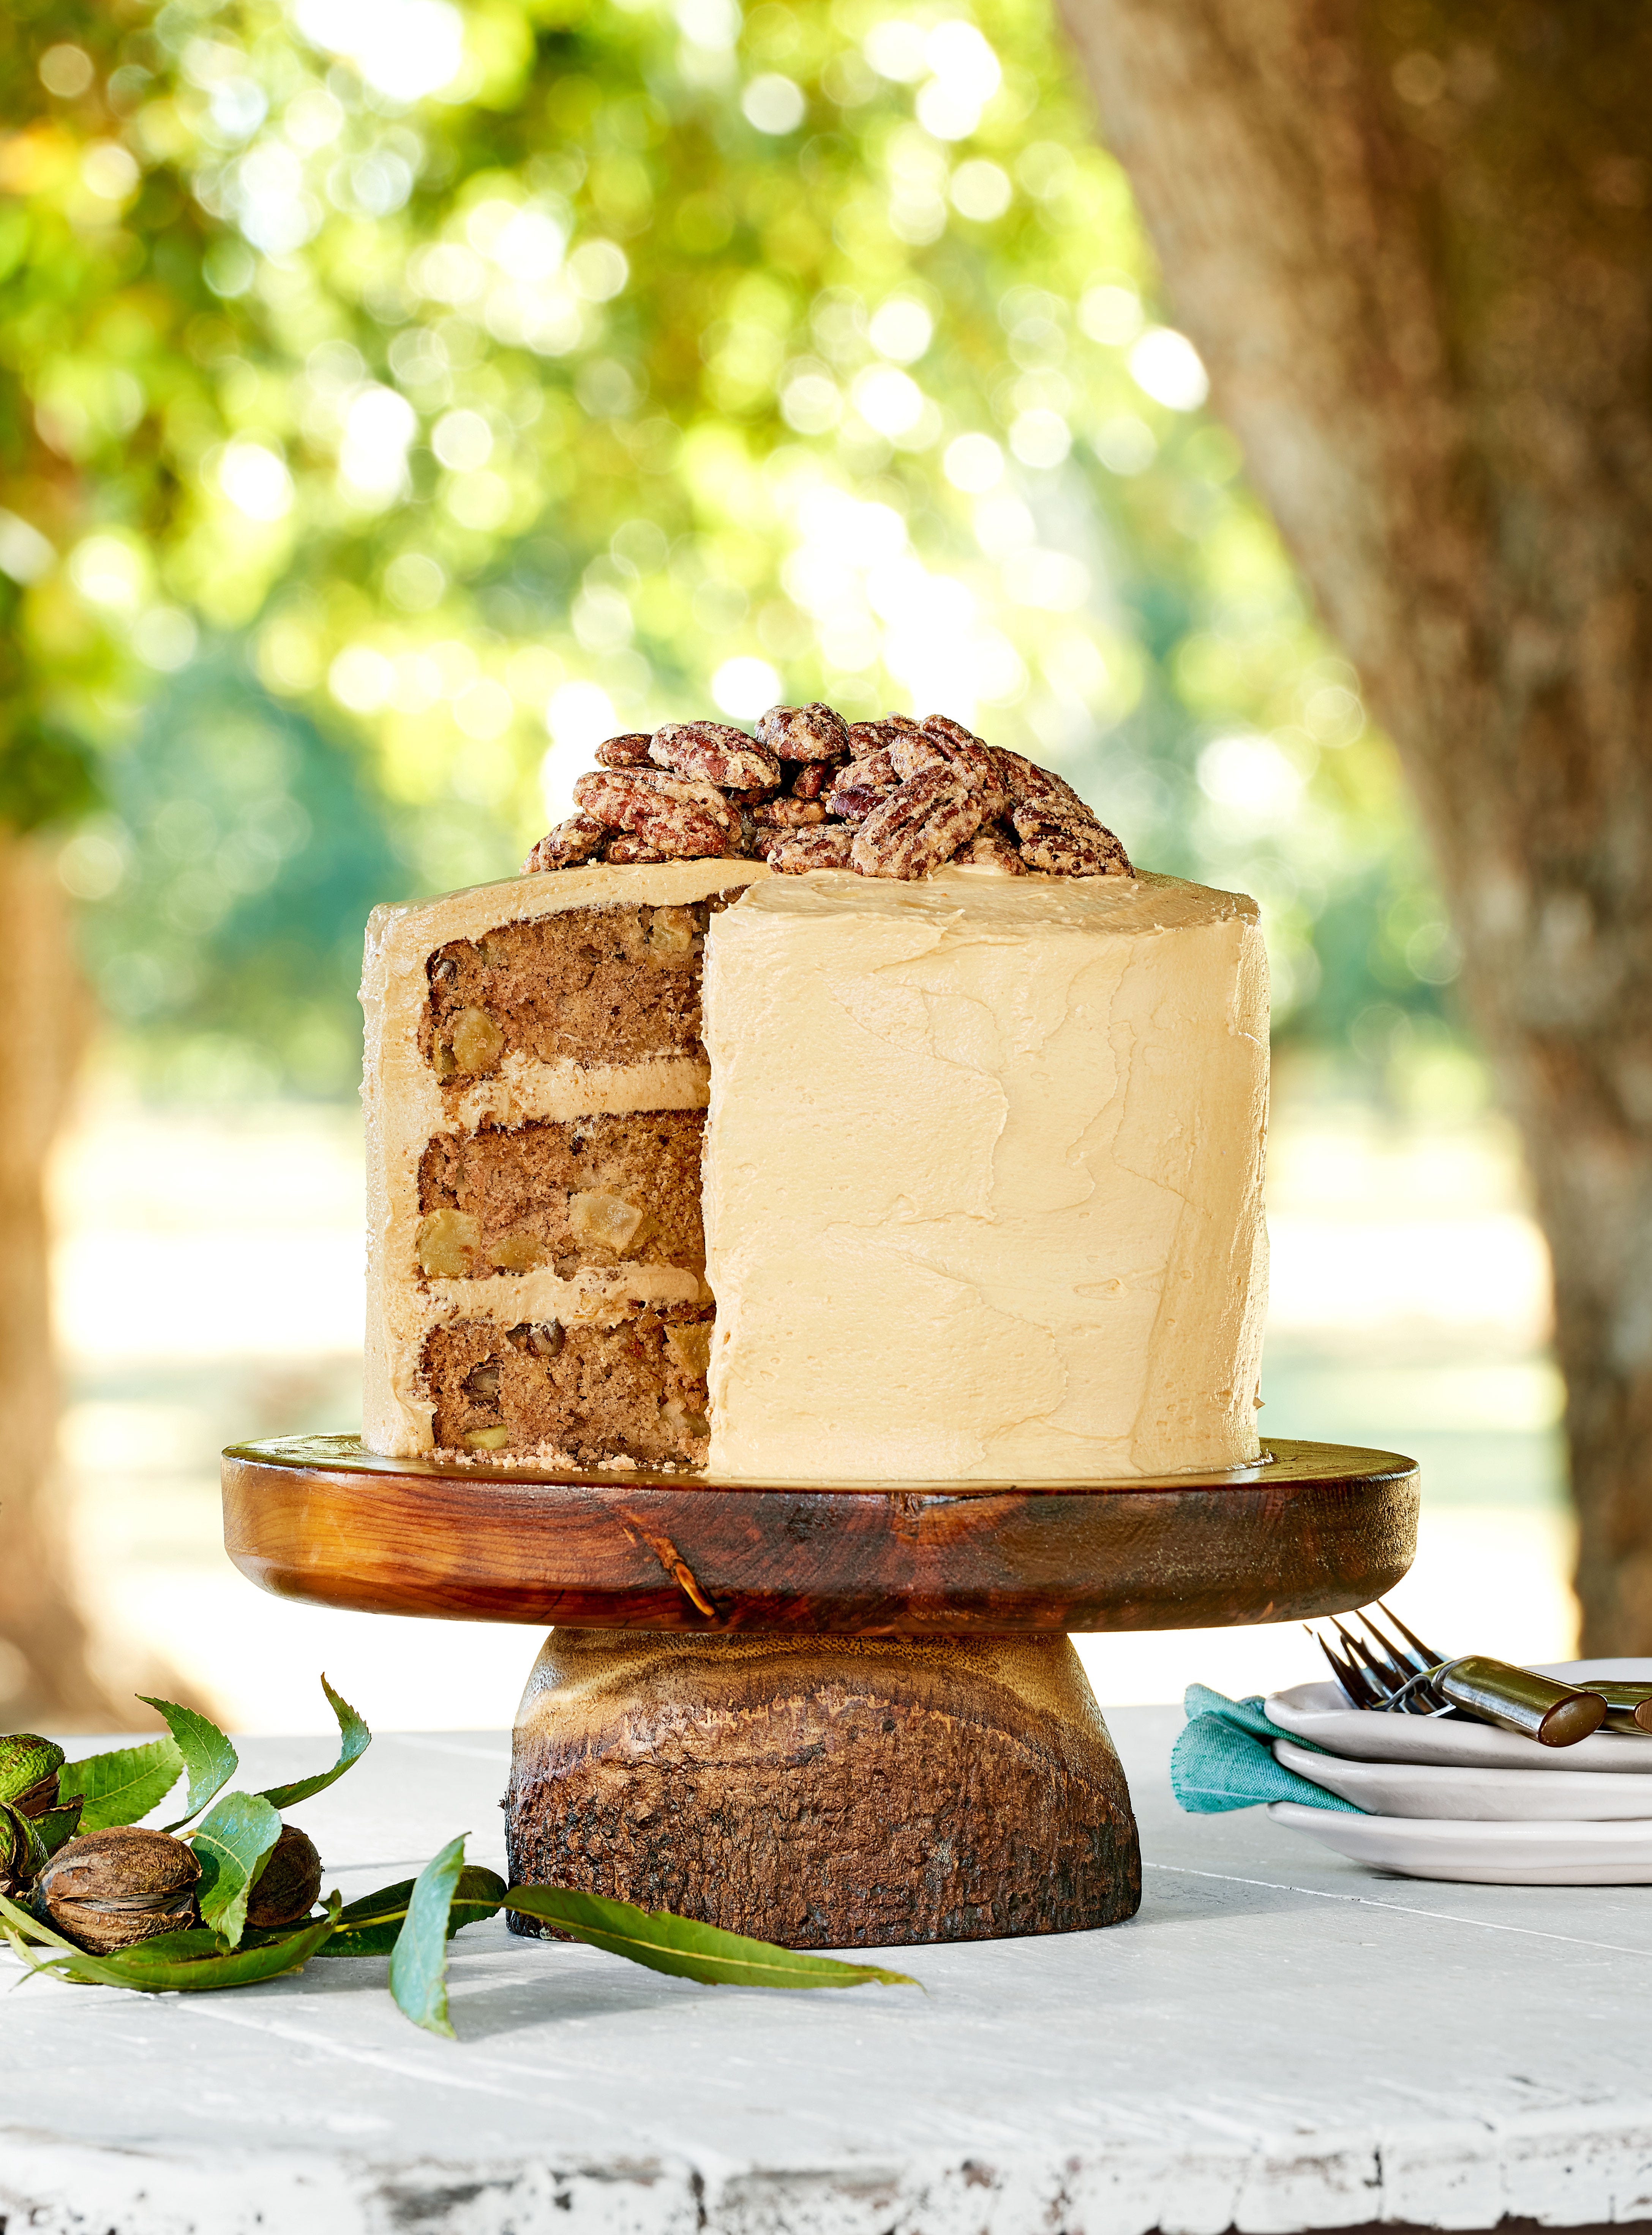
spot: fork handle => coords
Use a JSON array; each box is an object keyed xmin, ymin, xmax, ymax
[{"xmin": 1434, "ymin": 1656, "xmax": 1607, "ymax": 1746}]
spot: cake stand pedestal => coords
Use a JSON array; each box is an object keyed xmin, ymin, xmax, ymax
[{"xmin": 221, "ymin": 1436, "xmax": 1417, "ymax": 1947}]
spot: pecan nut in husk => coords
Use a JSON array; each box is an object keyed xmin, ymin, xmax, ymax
[
  {"xmin": 246, "ymin": 1824, "xmax": 324, "ymax": 1932},
  {"xmin": 36, "ymin": 1826, "xmax": 201, "ymax": 1955}
]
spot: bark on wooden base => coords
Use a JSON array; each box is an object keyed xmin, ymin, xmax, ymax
[{"xmin": 505, "ymin": 1628, "xmax": 1141, "ymax": 1947}]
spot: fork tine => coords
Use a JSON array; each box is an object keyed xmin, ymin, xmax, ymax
[
  {"xmin": 1353, "ymin": 1611, "xmax": 1418, "ymax": 1689},
  {"xmin": 1361, "ymin": 1607, "xmax": 1435, "ymax": 1684},
  {"xmin": 1330, "ymin": 1619, "xmax": 1395, "ymax": 1703},
  {"xmin": 1312, "ymin": 1626, "xmax": 1380, "ymax": 1708},
  {"xmin": 1375, "ymin": 1600, "xmax": 1451, "ymax": 1671}
]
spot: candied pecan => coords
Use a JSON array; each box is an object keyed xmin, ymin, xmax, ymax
[
  {"xmin": 651, "ymin": 719, "xmax": 781, "ymax": 790},
  {"xmin": 575, "ymin": 769, "xmax": 738, "ymax": 858},
  {"xmin": 825, "ymin": 779, "xmax": 899, "ymax": 823},
  {"xmin": 594, "ymin": 732, "xmax": 655, "ymax": 769},
  {"xmin": 521, "ymin": 813, "xmax": 606, "ymax": 873},
  {"xmin": 896, "ymin": 719, "xmax": 1009, "ymax": 813},
  {"xmin": 788, "ymin": 756, "xmax": 846, "ymax": 800},
  {"xmin": 845, "ymin": 715, "xmax": 923, "ymax": 759},
  {"xmin": 767, "ymin": 825, "xmax": 857, "ymax": 874},
  {"xmin": 1012, "ymin": 809, "xmax": 1134, "ymax": 877},
  {"xmin": 953, "ymin": 821, "xmax": 1028, "ymax": 875},
  {"xmin": 851, "ymin": 766, "xmax": 988, "ymax": 880},
  {"xmin": 755, "ymin": 701, "xmax": 850, "ymax": 760},
  {"xmin": 604, "ymin": 833, "xmax": 671, "ymax": 864},
  {"xmin": 994, "ymin": 749, "xmax": 1096, "ymax": 825},
  {"xmin": 724, "ymin": 782, "xmax": 782, "ymax": 806},
  {"xmin": 887, "ymin": 734, "xmax": 948, "ymax": 781},
  {"xmin": 753, "ymin": 797, "xmax": 827, "ymax": 828}
]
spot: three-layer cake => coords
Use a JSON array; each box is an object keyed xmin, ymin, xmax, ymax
[{"xmin": 361, "ymin": 708, "xmax": 1268, "ymax": 1481}]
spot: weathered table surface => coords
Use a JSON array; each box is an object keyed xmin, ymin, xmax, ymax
[{"xmin": 5, "ymin": 1709, "xmax": 1652, "ymax": 2235}]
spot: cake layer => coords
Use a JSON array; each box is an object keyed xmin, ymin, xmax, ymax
[
  {"xmin": 422, "ymin": 900, "xmax": 715, "ymax": 1076},
  {"xmin": 362, "ymin": 859, "xmax": 766, "ymax": 1456},
  {"xmin": 424, "ymin": 1305, "xmax": 713, "ymax": 1463},
  {"xmin": 416, "ymin": 1110, "xmax": 706, "ymax": 1280},
  {"xmin": 700, "ymin": 867, "xmax": 1268, "ymax": 1482}
]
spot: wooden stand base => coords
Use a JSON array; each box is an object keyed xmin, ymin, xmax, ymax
[{"xmin": 505, "ymin": 1629, "xmax": 1142, "ymax": 1947}]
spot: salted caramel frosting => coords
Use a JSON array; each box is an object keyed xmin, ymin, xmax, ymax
[{"xmin": 701, "ymin": 869, "xmax": 1268, "ymax": 1481}]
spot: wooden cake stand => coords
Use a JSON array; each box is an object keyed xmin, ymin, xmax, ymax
[{"xmin": 221, "ymin": 1434, "xmax": 1417, "ymax": 1948}]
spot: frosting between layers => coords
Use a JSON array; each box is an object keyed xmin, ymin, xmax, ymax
[
  {"xmin": 701, "ymin": 867, "xmax": 1268, "ymax": 1482},
  {"xmin": 361, "ymin": 858, "xmax": 766, "ymax": 1455}
]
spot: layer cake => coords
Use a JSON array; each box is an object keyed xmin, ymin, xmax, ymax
[{"xmin": 361, "ymin": 707, "xmax": 1268, "ymax": 1480}]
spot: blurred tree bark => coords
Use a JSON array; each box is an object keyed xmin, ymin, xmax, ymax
[
  {"xmin": 1061, "ymin": 0, "xmax": 1652, "ymax": 1647},
  {"xmin": 0, "ymin": 834, "xmax": 124, "ymax": 1725}
]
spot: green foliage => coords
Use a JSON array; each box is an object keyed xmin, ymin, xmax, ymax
[
  {"xmin": 388, "ymin": 1832, "xmax": 471, "ymax": 2036},
  {"xmin": 320, "ymin": 1862, "xmax": 508, "ymax": 1959},
  {"xmin": 191, "ymin": 1789, "xmax": 284, "ymax": 1944},
  {"xmin": 141, "ymin": 1696, "xmax": 240, "ymax": 1827},
  {"xmin": 58, "ymin": 1736, "xmax": 185, "ymax": 1831},
  {"xmin": 0, "ymin": 1886, "xmax": 341, "ymax": 1992},
  {"xmin": 1, "ymin": 0, "xmax": 1463, "ymax": 1092},
  {"xmin": 505, "ymin": 1883, "xmax": 921, "ymax": 1990},
  {"xmin": 257, "ymin": 1676, "xmax": 371, "ymax": 1810}
]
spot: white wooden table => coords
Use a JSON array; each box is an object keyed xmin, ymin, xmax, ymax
[{"xmin": 5, "ymin": 1706, "xmax": 1652, "ymax": 2235}]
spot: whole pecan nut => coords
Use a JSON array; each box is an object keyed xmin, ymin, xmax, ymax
[
  {"xmin": 651, "ymin": 719, "xmax": 781, "ymax": 790},
  {"xmin": 788, "ymin": 756, "xmax": 845, "ymax": 800},
  {"xmin": 1012, "ymin": 808, "xmax": 1134, "ymax": 877},
  {"xmin": 845, "ymin": 714, "xmax": 923, "ymax": 759},
  {"xmin": 851, "ymin": 766, "xmax": 988, "ymax": 880},
  {"xmin": 825, "ymin": 779, "xmax": 899, "ymax": 823},
  {"xmin": 767, "ymin": 825, "xmax": 857, "ymax": 873},
  {"xmin": 953, "ymin": 821, "xmax": 1028, "ymax": 874},
  {"xmin": 753, "ymin": 797, "xmax": 827, "ymax": 827},
  {"xmin": 604, "ymin": 832, "xmax": 672, "ymax": 864},
  {"xmin": 594, "ymin": 732, "xmax": 656, "ymax": 769},
  {"xmin": 522, "ymin": 813, "xmax": 606, "ymax": 873},
  {"xmin": 994, "ymin": 749, "xmax": 1096, "ymax": 825},
  {"xmin": 915, "ymin": 716, "xmax": 1010, "ymax": 815},
  {"xmin": 575, "ymin": 769, "xmax": 737, "ymax": 857},
  {"xmin": 755, "ymin": 701, "xmax": 851, "ymax": 760}
]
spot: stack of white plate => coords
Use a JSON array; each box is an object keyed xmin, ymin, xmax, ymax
[{"xmin": 1262, "ymin": 1659, "xmax": 1652, "ymax": 1883}]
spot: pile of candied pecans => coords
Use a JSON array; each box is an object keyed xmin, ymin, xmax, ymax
[{"xmin": 522, "ymin": 704, "xmax": 1133, "ymax": 883}]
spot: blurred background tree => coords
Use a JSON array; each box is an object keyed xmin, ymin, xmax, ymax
[
  {"xmin": 1065, "ymin": 0, "xmax": 1652, "ymax": 1653},
  {"xmin": 1, "ymin": 0, "xmax": 1466, "ymax": 1717}
]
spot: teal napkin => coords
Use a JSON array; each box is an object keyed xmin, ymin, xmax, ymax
[{"xmin": 1170, "ymin": 1682, "xmax": 1363, "ymax": 1813}]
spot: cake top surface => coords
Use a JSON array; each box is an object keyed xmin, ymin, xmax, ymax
[{"xmin": 719, "ymin": 865, "xmax": 1258, "ymax": 939}]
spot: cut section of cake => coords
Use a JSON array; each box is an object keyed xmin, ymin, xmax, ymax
[{"xmin": 361, "ymin": 858, "xmax": 766, "ymax": 1461}]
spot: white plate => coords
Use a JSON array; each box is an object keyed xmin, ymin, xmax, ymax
[
  {"xmin": 1271, "ymin": 1736, "xmax": 1652, "ymax": 1821},
  {"xmin": 1265, "ymin": 1661, "xmax": 1652, "ymax": 1772},
  {"xmin": 1268, "ymin": 1801, "xmax": 1652, "ymax": 1884}
]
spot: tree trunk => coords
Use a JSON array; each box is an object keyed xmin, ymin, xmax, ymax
[
  {"xmin": 0, "ymin": 829, "xmax": 130, "ymax": 1726},
  {"xmin": 1059, "ymin": 0, "xmax": 1652, "ymax": 1649}
]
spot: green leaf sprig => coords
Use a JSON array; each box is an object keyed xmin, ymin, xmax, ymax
[{"xmin": 2, "ymin": 1683, "xmax": 919, "ymax": 2031}]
